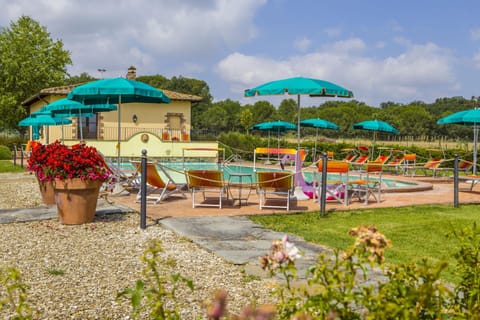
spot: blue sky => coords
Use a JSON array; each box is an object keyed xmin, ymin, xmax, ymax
[{"xmin": 1, "ymin": 0, "xmax": 480, "ymax": 107}]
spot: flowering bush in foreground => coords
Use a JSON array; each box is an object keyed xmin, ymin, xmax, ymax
[{"xmin": 1, "ymin": 224, "xmax": 478, "ymax": 319}]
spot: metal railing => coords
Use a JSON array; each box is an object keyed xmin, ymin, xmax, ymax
[{"xmin": 59, "ymin": 126, "xmax": 190, "ymax": 142}]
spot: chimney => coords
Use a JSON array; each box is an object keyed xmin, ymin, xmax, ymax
[{"xmin": 126, "ymin": 66, "xmax": 136, "ymax": 80}]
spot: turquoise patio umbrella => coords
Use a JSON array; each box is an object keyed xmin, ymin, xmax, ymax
[
  {"xmin": 245, "ymin": 77, "xmax": 353, "ymax": 199},
  {"xmin": 19, "ymin": 111, "xmax": 73, "ymax": 143},
  {"xmin": 437, "ymin": 108, "xmax": 480, "ymax": 174},
  {"xmin": 352, "ymin": 120, "xmax": 399, "ymax": 159},
  {"xmin": 300, "ymin": 118, "xmax": 339, "ymax": 161},
  {"xmin": 67, "ymin": 77, "xmax": 171, "ymax": 166},
  {"xmin": 40, "ymin": 98, "xmax": 117, "ymax": 141},
  {"xmin": 251, "ymin": 121, "xmax": 297, "ymax": 158}
]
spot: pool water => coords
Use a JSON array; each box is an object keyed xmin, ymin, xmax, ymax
[{"xmin": 120, "ymin": 162, "xmax": 417, "ymax": 189}]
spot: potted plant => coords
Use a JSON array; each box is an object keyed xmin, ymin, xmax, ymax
[
  {"xmin": 27, "ymin": 140, "xmax": 113, "ymax": 224},
  {"xmin": 27, "ymin": 141, "xmax": 56, "ymax": 205}
]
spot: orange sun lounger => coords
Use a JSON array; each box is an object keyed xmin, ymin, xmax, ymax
[
  {"xmin": 256, "ymin": 171, "xmax": 293, "ymax": 211},
  {"xmin": 186, "ymin": 169, "xmax": 229, "ymax": 208},
  {"xmin": 131, "ymin": 161, "xmax": 187, "ymax": 204}
]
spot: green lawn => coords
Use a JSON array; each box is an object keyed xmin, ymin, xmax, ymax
[
  {"xmin": 250, "ymin": 205, "xmax": 480, "ymax": 283},
  {"xmin": 0, "ymin": 160, "xmax": 27, "ymax": 173}
]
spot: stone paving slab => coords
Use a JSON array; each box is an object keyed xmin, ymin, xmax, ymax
[
  {"xmin": 0, "ymin": 200, "xmax": 133, "ymax": 224},
  {"xmin": 159, "ymin": 216, "xmax": 331, "ymax": 278}
]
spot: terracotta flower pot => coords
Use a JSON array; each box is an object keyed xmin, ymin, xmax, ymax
[
  {"xmin": 36, "ymin": 178, "xmax": 55, "ymax": 205},
  {"xmin": 53, "ymin": 178, "xmax": 103, "ymax": 225}
]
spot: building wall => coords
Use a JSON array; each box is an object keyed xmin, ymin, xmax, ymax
[
  {"xmin": 26, "ymin": 97, "xmax": 192, "ymax": 144},
  {"xmin": 101, "ymin": 100, "xmax": 191, "ymax": 141},
  {"xmin": 24, "ymin": 95, "xmax": 217, "ymax": 159},
  {"xmin": 64, "ymin": 132, "xmax": 218, "ymax": 159}
]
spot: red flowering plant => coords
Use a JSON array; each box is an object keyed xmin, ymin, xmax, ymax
[{"xmin": 27, "ymin": 140, "xmax": 113, "ymax": 182}]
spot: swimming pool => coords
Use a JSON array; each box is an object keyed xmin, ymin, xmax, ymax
[{"xmin": 120, "ymin": 162, "xmax": 419, "ymax": 190}]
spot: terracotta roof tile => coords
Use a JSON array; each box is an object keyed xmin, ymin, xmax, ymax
[{"xmin": 22, "ymin": 82, "xmax": 203, "ymax": 106}]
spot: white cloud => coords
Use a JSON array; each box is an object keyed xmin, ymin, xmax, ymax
[
  {"xmin": 471, "ymin": 28, "xmax": 480, "ymax": 41},
  {"xmin": 390, "ymin": 20, "xmax": 404, "ymax": 33},
  {"xmin": 0, "ymin": 0, "xmax": 266, "ymax": 77},
  {"xmin": 293, "ymin": 37, "xmax": 312, "ymax": 52},
  {"xmin": 216, "ymin": 39, "xmax": 457, "ymax": 107},
  {"xmin": 473, "ymin": 52, "xmax": 480, "ymax": 69},
  {"xmin": 324, "ymin": 27, "xmax": 342, "ymax": 37},
  {"xmin": 324, "ymin": 38, "xmax": 366, "ymax": 53}
]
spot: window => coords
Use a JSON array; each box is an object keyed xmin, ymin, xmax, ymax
[{"xmin": 77, "ymin": 114, "xmax": 98, "ymax": 139}]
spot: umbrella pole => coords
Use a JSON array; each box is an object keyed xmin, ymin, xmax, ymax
[
  {"xmin": 314, "ymin": 127, "xmax": 318, "ymax": 162},
  {"xmin": 277, "ymin": 128, "xmax": 280, "ymax": 161},
  {"xmin": 267, "ymin": 130, "xmax": 270, "ymax": 163},
  {"xmin": 474, "ymin": 124, "xmax": 478, "ymax": 175},
  {"xmin": 78, "ymin": 106, "xmax": 84, "ymax": 141},
  {"xmin": 117, "ymin": 96, "xmax": 122, "ymax": 168},
  {"xmin": 294, "ymin": 94, "xmax": 309, "ymax": 200}
]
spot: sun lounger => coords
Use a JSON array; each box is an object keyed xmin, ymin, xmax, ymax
[
  {"xmin": 99, "ymin": 154, "xmax": 140, "ymax": 196},
  {"xmin": 131, "ymin": 161, "xmax": 187, "ymax": 204},
  {"xmin": 429, "ymin": 159, "xmax": 474, "ymax": 177},
  {"xmin": 457, "ymin": 175, "xmax": 480, "ymax": 191},
  {"xmin": 350, "ymin": 154, "xmax": 369, "ymax": 170},
  {"xmin": 340, "ymin": 148, "xmax": 357, "ymax": 162},
  {"xmin": 372, "ymin": 154, "xmax": 390, "ymax": 164},
  {"xmin": 186, "ymin": 169, "xmax": 229, "ymax": 208},
  {"xmin": 418, "ymin": 158, "xmax": 444, "ymax": 177},
  {"xmin": 256, "ymin": 171, "xmax": 293, "ymax": 211},
  {"xmin": 383, "ymin": 154, "xmax": 405, "ymax": 174}
]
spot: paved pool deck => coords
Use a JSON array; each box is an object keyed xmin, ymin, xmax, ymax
[{"xmin": 110, "ymin": 173, "xmax": 480, "ymax": 220}]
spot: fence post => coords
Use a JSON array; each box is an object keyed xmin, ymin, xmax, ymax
[
  {"xmin": 140, "ymin": 149, "xmax": 147, "ymax": 229},
  {"xmin": 13, "ymin": 144, "xmax": 17, "ymax": 166},
  {"xmin": 320, "ymin": 152, "xmax": 328, "ymax": 217},
  {"xmin": 20, "ymin": 144, "xmax": 25, "ymax": 168},
  {"xmin": 453, "ymin": 154, "xmax": 459, "ymax": 208}
]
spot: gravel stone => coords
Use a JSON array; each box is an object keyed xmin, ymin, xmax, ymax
[{"xmin": 0, "ymin": 172, "xmax": 277, "ymax": 319}]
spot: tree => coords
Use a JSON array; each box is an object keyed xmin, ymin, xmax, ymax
[
  {"xmin": 214, "ymin": 99, "xmax": 242, "ymax": 132},
  {"xmin": 240, "ymin": 109, "xmax": 253, "ymax": 134},
  {"xmin": 0, "ymin": 15, "xmax": 72, "ymax": 129},
  {"xmin": 277, "ymin": 99, "xmax": 297, "ymax": 122},
  {"xmin": 65, "ymin": 72, "xmax": 96, "ymax": 85},
  {"xmin": 250, "ymin": 101, "xmax": 276, "ymax": 124},
  {"xmin": 201, "ymin": 105, "xmax": 228, "ymax": 131}
]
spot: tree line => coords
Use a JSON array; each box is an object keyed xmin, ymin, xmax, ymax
[{"xmin": 0, "ymin": 15, "xmax": 477, "ymax": 143}]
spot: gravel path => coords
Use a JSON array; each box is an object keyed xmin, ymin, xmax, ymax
[{"xmin": 0, "ymin": 173, "xmax": 277, "ymax": 319}]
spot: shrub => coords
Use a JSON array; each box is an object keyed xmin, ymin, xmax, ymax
[
  {"xmin": 0, "ymin": 265, "xmax": 34, "ymax": 319},
  {"xmin": 0, "ymin": 146, "xmax": 11, "ymax": 160},
  {"xmin": 117, "ymin": 239, "xmax": 194, "ymax": 319}
]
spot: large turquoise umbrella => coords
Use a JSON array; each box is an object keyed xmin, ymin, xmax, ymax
[
  {"xmin": 245, "ymin": 77, "xmax": 353, "ymax": 199},
  {"xmin": 353, "ymin": 120, "xmax": 399, "ymax": 159},
  {"xmin": 437, "ymin": 108, "xmax": 480, "ymax": 174},
  {"xmin": 67, "ymin": 78, "xmax": 171, "ymax": 165},
  {"xmin": 40, "ymin": 98, "xmax": 117, "ymax": 141},
  {"xmin": 19, "ymin": 111, "xmax": 73, "ymax": 142},
  {"xmin": 251, "ymin": 120, "xmax": 297, "ymax": 153},
  {"xmin": 300, "ymin": 118, "xmax": 339, "ymax": 161}
]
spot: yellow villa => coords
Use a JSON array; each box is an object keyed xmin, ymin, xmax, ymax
[{"xmin": 21, "ymin": 67, "xmax": 219, "ymax": 160}]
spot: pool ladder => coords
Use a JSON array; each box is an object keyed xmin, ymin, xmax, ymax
[{"xmin": 222, "ymin": 154, "xmax": 242, "ymax": 174}]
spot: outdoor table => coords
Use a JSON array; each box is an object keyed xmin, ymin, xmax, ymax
[{"xmin": 228, "ymin": 173, "xmax": 253, "ymax": 207}]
